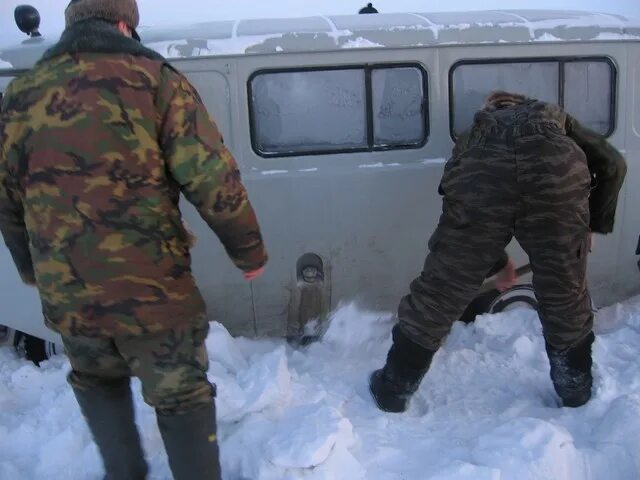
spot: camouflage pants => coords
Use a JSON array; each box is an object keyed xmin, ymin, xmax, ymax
[
  {"xmin": 61, "ymin": 315, "xmax": 214, "ymax": 414},
  {"xmin": 399, "ymin": 125, "xmax": 593, "ymax": 351}
]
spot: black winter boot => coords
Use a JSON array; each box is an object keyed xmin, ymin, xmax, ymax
[
  {"xmin": 546, "ymin": 332, "xmax": 595, "ymax": 408},
  {"xmin": 72, "ymin": 379, "xmax": 148, "ymax": 480},
  {"xmin": 369, "ymin": 325, "xmax": 437, "ymax": 413},
  {"xmin": 157, "ymin": 403, "xmax": 221, "ymax": 480}
]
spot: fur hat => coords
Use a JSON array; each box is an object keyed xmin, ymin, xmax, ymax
[
  {"xmin": 65, "ymin": 0, "xmax": 140, "ymax": 40},
  {"xmin": 484, "ymin": 91, "xmax": 529, "ymax": 110}
]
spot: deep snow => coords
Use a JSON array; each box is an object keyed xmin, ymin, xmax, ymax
[{"xmin": 2, "ymin": 296, "xmax": 640, "ymax": 479}]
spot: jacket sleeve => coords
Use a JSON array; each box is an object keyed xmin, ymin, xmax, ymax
[
  {"xmin": 157, "ymin": 66, "xmax": 267, "ymax": 272},
  {"xmin": 0, "ymin": 94, "xmax": 35, "ymax": 284},
  {"xmin": 565, "ymin": 115, "xmax": 627, "ymax": 234}
]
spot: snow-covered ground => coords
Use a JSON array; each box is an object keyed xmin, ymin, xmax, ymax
[{"xmin": 2, "ymin": 296, "xmax": 640, "ymax": 479}]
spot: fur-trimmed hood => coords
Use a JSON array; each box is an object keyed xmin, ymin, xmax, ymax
[{"xmin": 483, "ymin": 91, "xmax": 533, "ymax": 111}]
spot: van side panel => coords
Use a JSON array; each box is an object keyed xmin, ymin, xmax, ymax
[
  {"xmin": 2, "ymin": 40, "xmax": 639, "ymax": 341},
  {"xmin": 179, "ymin": 64, "xmax": 259, "ymax": 336},
  {"xmin": 237, "ymin": 48, "xmax": 449, "ymax": 336},
  {"xmin": 617, "ymin": 45, "xmax": 640, "ymax": 300}
]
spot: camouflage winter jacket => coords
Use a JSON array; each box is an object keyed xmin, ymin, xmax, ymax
[
  {"xmin": 0, "ymin": 20, "xmax": 267, "ymax": 337},
  {"xmin": 453, "ymin": 92, "xmax": 627, "ymax": 235}
]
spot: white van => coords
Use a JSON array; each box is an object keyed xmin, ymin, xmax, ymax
[{"xmin": 1, "ymin": 9, "xmax": 639, "ymax": 360}]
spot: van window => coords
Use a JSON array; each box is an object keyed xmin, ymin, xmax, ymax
[
  {"xmin": 251, "ymin": 69, "xmax": 367, "ymax": 155},
  {"xmin": 450, "ymin": 58, "xmax": 615, "ymax": 137},
  {"xmin": 372, "ymin": 67, "xmax": 426, "ymax": 147},
  {"xmin": 451, "ymin": 62, "xmax": 559, "ymax": 135},
  {"xmin": 564, "ymin": 61, "xmax": 613, "ymax": 135},
  {"xmin": 249, "ymin": 65, "xmax": 428, "ymax": 157}
]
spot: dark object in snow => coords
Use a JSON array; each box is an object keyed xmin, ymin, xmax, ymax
[
  {"xmin": 459, "ymin": 263, "xmax": 535, "ymax": 323},
  {"xmin": 546, "ymin": 331, "xmax": 594, "ymax": 407},
  {"xmin": 13, "ymin": 330, "xmax": 58, "ymax": 366},
  {"xmin": 359, "ymin": 3, "xmax": 379, "ymax": 14},
  {"xmin": 14, "ymin": 5, "xmax": 41, "ymax": 37},
  {"xmin": 369, "ymin": 325, "xmax": 435, "ymax": 412}
]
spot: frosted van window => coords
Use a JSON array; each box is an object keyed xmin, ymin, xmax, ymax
[
  {"xmin": 372, "ymin": 67, "xmax": 426, "ymax": 147},
  {"xmin": 250, "ymin": 69, "xmax": 367, "ymax": 155},
  {"xmin": 451, "ymin": 61, "xmax": 559, "ymax": 135},
  {"xmin": 564, "ymin": 61, "xmax": 614, "ymax": 135}
]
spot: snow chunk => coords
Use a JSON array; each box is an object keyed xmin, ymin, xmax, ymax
[
  {"xmin": 147, "ymin": 34, "xmax": 284, "ymax": 58},
  {"xmin": 213, "ymin": 344, "xmax": 291, "ymax": 422},
  {"xmin": 595, "ymin": 394, "xmax": 640, "ymax": 457},
  {"xmin": 266, "ymin": 404, "xmax": 355, "ymax": 469},
  {"xmin": 322, "ymin": 302, "xmax": 393, "ymax": 349},
  {"xmin": 536, "ymin": 32, "xmax": 563, "ymax": 41},
  {"xmin": 261, "ymin": 170, "xmax": 289, "ymax": 175},
  {"xmin": 430, "ymin": 461, "xmax": 501, "ymax": 480},
  {"xmin": 422, "ymin": 157, "xmax": 447, "ymax": 165},
  {"xmin": 206, "ymin": 321, "xmax": 249, "ymax": 373},
  {"xmin": 341, "ymin": 37, "xmax": 384, "ymax": 49},
  {"xmin": 358, "ymin": 162, "xmax": 401, "ymax": 169},
  {"xmin": 472, "ymin": 418, "xmax": 586, "ymax": 479}
]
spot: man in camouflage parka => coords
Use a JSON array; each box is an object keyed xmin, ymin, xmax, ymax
[
  {"xmin": 370, "ymin": 91, "xmax": 626, "ymax": 413},
  {"xmin": 0, "ymin": 1, "xmax": 267, "ymax": 479}
]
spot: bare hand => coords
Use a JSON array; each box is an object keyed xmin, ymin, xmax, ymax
[
  {"xmin": 495, "ymin": 259, "xmax": 517, "ymax": 292},
  {"xmin": 243, "ymin": 267, "xmax": 265, "ymax": 281}
]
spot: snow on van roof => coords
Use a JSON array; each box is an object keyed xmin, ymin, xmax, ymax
[{"xmin": 1, "ymin": 10, "xmax": 639, "ymax": 69}]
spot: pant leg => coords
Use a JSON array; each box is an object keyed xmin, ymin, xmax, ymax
[
  {"xmin": 514, "ymin": 131, "xmax": 593, "ymax": 350},
  {"xmin": 61, "ymin": 335, "xmax": 147, "ymax": 480},
  {"xmin": 115, "ymin": 314, "xmax": 215, "ymax": 415},
  {"xmin": 399, "ymin": 135, "xmax": 518, "ymax": 351},
  {"xmin": 399, "ymin": 200, "xmax": 514, "ymax": 351},
  {"xmin": 61, "ymin": 335, "xmax": 132, "ymax": 389},
  {"xmin": 116, "ymin": 316, "xmax": 220, "ymax": 480}
]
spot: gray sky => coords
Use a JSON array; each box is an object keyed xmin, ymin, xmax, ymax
[{"xmin": 1, "ymin": 0, "xmax": 638, "ymax": 47}]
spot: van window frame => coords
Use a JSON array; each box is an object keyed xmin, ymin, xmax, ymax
[
  {"xmin": 448, "ymin": 56, "xmax": 617, "ymax": 140},
  {"xmin": 247, "ymin": 63, "xmax": 430, "ymax": 158}
]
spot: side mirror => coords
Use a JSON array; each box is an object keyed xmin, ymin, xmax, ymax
[{"xmin": 15, "ymin": 5, "xmax": 42, "ymax": 38}]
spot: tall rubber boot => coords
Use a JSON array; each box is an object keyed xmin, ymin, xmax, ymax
[
  {"xmin": 157, "ymin": 403, "xmax": 221, "ymax": 480},
  {"xmin": 546, "ymin": 331, "xmax": 595, "ymax": 408},
  {"xmin": 72, "ymin": 379, "xmax": 148, "ymax": 480},
  {"xmin": 369, "ymin": 325, "xmax": 437, "ymax": 413}
]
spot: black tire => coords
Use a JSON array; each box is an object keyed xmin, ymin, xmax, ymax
[
  {"xmin": 459, "ymin": 285, "xmax": 538, "ymax": 323},
  {"xmin": 488, "ymin": 285, "xmax": 538, "ymax": 314},
  {"xmin": 13, "ymin": 331, "xmax": 59, "ymax": 366},
  {"xmin": 459, "ymin": 291, "xmax": 499, "ymax": 323}
]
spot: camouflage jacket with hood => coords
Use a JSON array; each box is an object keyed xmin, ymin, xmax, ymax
[
  {"xmin": 451, "ymin": 92, "xmax": 627, "ymax": 276},
  {"xmin": 453, "ymin": 91, "xmax": 627, "ymax": 235},
  {"xmin": 0, "ymin": 20, "xmax": 268, "ymax": 337}
]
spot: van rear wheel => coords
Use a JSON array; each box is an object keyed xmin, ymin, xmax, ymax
[
  {"xmin": 459, "ymin": 285, "xmax": 538, "ymax": 323},
  {"xmin": 11, "ymin": 330, "xmax": 59, "ymax": 366}
]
